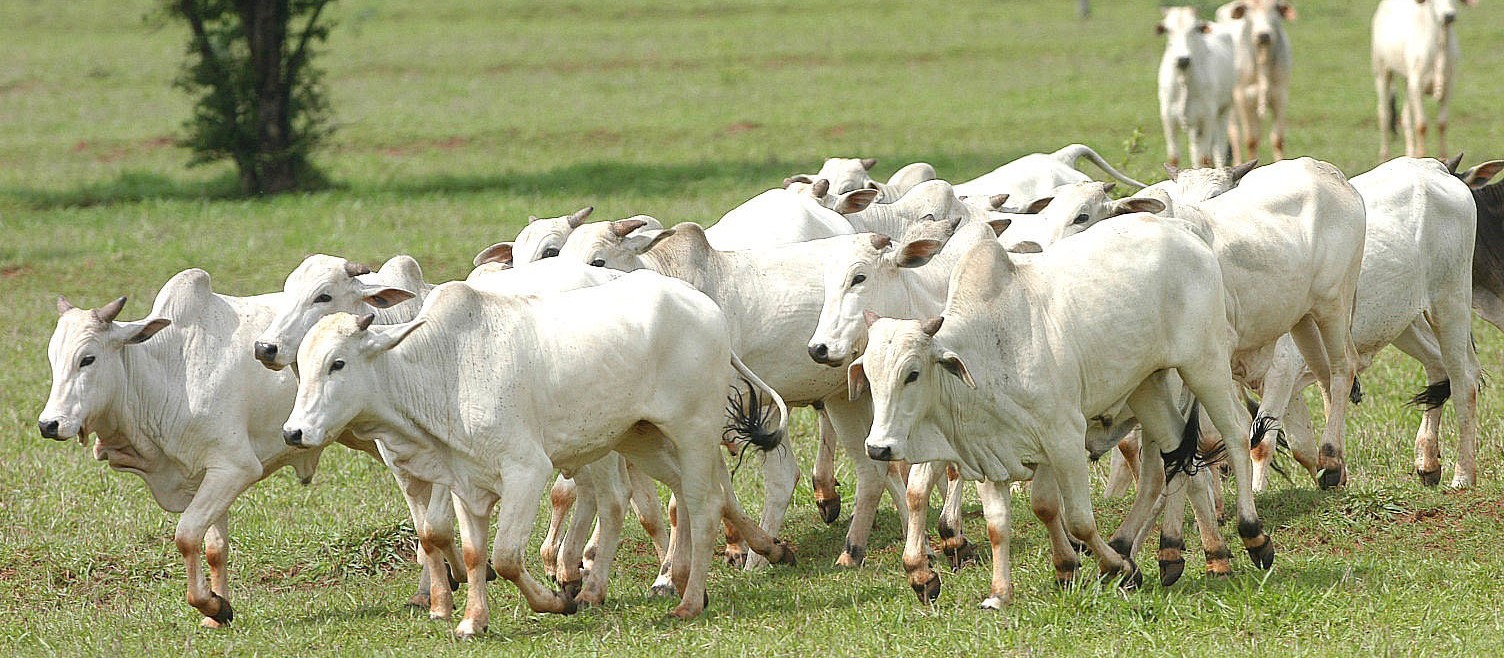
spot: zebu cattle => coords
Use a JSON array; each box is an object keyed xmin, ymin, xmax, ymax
[
  {"xmin": 1216, "ymin": 0, "xmax": 1295, "ymax": 162},
  {"xmin": 996, "ymin": 182, "xmax": 1166, "ymax": 251},
  {"xmin": 952, "ymin": 144, "xmax": 1149, "ymax": 206},
  {"xmin": 1454, "ymin": 159, "xmax": 1504, "ymax": 326},
  {"xmin": 707, "ymin": 187, "xmax": 854, "ymax": 249},
  {"xmin": 854, "ymin": 225, "xmax": 1269, "ymax": 608},
  {"xmin": 1246, "ymin": 157, "xmax": 1480, "ymax": 489},
  {"xmin": 559, "ymin": 219, "xmax": 911, "ymax": 568},
  {"xmin": 282, "ymin": 271, "xmax": 794, "ymax": 637},
  {"xmin": 38, "ymin": 270, "xmax": 316, "ymax": 627},
  {"xmin": 1156, "ymin": 6, "xmax": 1237, "ymax": 168},
  {"xmin": 786, "ymin": 158, "xmax": 939, "ymax": 199},
  {"xmin": 839, "ymin": 179, "xmax": 1004, "ymax": 238},
  {"xmin": 1373, "ymin": 0, "xmax": 1475, "ymax": 159}
]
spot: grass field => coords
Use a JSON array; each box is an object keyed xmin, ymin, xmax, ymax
[{"xmin": 5, "ymin": 0, "xmax": 1504, "ymax": 654}]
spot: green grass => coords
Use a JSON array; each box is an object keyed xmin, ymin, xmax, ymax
[{"xmin": 4, "ymin": 0, "xmax": 1504, "ymax": 655}]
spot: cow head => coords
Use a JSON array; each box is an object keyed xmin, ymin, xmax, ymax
[
  {"xmin": 508, "ymin": 206, "xmax": 594, "ymax": 265},
  {"xmin": 852, "ymin": 315, "xmax": 972, "ymax": 465},
  {"xmin": 557, "ymin": 215, "xmax": 676, "ymax": 270},
  {"xmin": 282, "ymin": 312, "xmax": 424, "ymax": 449},
  {"xmin": 39, "ymin": 296, "xmax": 171, "ymax": 441},
  {"xmin": 1157, "ymin": 6, "xmax": 1212, "ymax": 72},
  {"xmin": 807, "ymin": 157, "xmax": 879, "ymax": 195},
  {"xmin": 255, "ymin": 254, "xmax": 418, "ymax": 371},
  {"xmin": 1162, "ymin": 159, "xmax": 1257, "ymax": 204},
  {"xmin": 997, "ymin": 182, "xmax": 1165, "ymax": 249},
  {"xmin": 1419, "ymin": 0, "xmax": 1475, "ymax": 27},
  {"xmin": 1225, "ymin": 0, "xmax": 1295, "ymax": 47},
  {"xmin": 807, "ymin": 232, "xmax": 939, "ymax": 367}
]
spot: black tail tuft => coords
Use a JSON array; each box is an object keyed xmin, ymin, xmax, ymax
[
  {"xmin": 1388, "ymin": 94, "xmax": 1399, "ymax": 135},
  {"xmin": 1163, "ymin": 401, "xmax": 1204, "ymax": 483},
  {"xmin": 1250, "ymin": 414, "xmax": 1281, "ymax": 449},
  {"xmin": 724, "ymin": 378, "xmax": 782, "ymax": 453},
  {"xmin": 1408, "ymin": 380, "xmax": 1451, "ymax": 411},
  {"xmin": 1349, "ymin": 375, "xmax": 1364, "ymax": 405}
]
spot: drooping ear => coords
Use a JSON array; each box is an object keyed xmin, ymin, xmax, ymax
[
  {"xmin": 472, "ymin": 242, "xmax": 514, "ymax": 267},
  {"xmin": 94, "ymin": 296, "xmax": 127, "ymax": 323},
  {"xmin": 847, "ymin": 358, "xmax": 868, "ymax": 401},
  {"xmin": 1229, "ymin": 2, "xmax": 1248, "ymax": 19},
  {"xmin": 860, "ymin": 158, "xmax": 878, "ymax": 171},
  {"xmin": 938, "ymin": 351, "xmax": 976, "ymax": 389},
  {"xmin": 1023, "ymin": 197, "xmax": 1054, "ymax": 214},
  {"xmin": 117, "ymin": 318, "xmax": 171, "ymax": 345},
  {"xmin": 358, "ymin": 283, "xmax": 417, "ymax": 309},
  {"xmin": 1230, "ymin": 159, "xmax": 1259, "ymax": 181},
  {"xmin": 783, "ymin": 175, "xmax": 814, "ymax": 188},
  {"xmin": 919, "ymin": 316, "xmax": 944, "ymax": 336},
  {"xmin": 812, "ymin": 179, "xmax": 831, "ymax": 198},
  {"xmin": 344, "ymin": 262, "xmax": 372, "ymax": 278},
  {"xmin": 367, "ymin": 318, "xmax": 425, "ymax": 353},
  {"xmin": 56, "ymin": 295, "xmax": 75, "ymax": 316},
  {"xmin": 1111, "ymin": 197, "xmax": 1166, "ymax": 216},
  {"xmin": 566, "ymin": 206, "xmax": 595, "ymax": 228},
  {"xmin": 1164, "ymin": 162, "xmax": 1181, "ymax": 181},
  {"xmin": 986, "ymin": 218, "xmax": 1012, "ymax": 236},
  {"xmin": 1277, "ymin": 2, "xmax": 1296, "ymax": 20},
  {"xmin": 1008, "ymin": 241, "xmax": 1043, "ymax": 254},
  {"xmin": 895, "ymin": 239, "xmax": 943, "ymax": 268},
  {"xmin": 1155, "ymin": 22, "xmax": 1167, "ymax": 35},
  {"xmin": 622, "ymin": 227, "xmax": 677, "ymax": 254},
  {"xmin": 835, "ymin": 188, "xmax": 880, "ymax": 214},
  {"xmin": 988, "ymin": 194, "xmax": 1009, "ymax": 210},
  {"xmin": 1461, "ymin": 160, "xmax": 1504, "ymax": 188}
]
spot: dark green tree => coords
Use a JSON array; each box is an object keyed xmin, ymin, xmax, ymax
[{"xmin": 167, "ymin": 0, "xmax": 334, "ymax": 195}]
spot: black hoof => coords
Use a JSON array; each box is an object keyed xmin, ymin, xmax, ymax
[
  {"xmin": 1159, "ymin": 558, "xmax": 1186, "ymax": 587},
  {"xmin": 445, "ymin": 563, "xmax": 461, "ymax": 591},
  {"xmin": 945, "ymin": 538, "xmax": 979, "ymax": 572},
  {"xmin": 1246, "ymin": 535, "xmax": 1275, "ymax": 570},
  {"xmin": 207, "ymin": 592, "xmax": 234, "ymax": 626},
  {"xmin": 817, "ymin": 497, "xmax": 841, "ymax": 525},
  {"xmin": 1318, "ymin": 468, "xmax": 1345, "ymax": 489},
  {"xmin": 560, "ymin": 578, "xmax": 582, "ymax": 602},
  {"xmin": 1119, "ymin": 561, "xmax": 1143, "ymax": 590},
  {"xmin": 1417, "ymin": 468, "xmax": 1442, "ymax": 487},
  {"xmin": 486, "ymin": 562, "xmax": 499, "ymax": 582},
  {"xmin": 1107, "ymin": 537, "xmax": 1133, "ymax": 560},
  {"xmin": 910, "ymin": 571, "xmax": 942, "ymax": 605},
  {"xmin": 559, "ymin": 593, "xmax": 579, "ymax": 616},
  {"xmin": 725, "ymin": 551, "xmax": 747, "ymax": 569}
]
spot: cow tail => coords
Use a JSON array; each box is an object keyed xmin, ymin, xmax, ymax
[{"xmin": 724, "ymin": 352, "xmax": 789, "ymax": 453}]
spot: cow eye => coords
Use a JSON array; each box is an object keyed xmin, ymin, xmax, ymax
[
  {"xmin": 1073, "ymin": 213, "xmax": 1090, "ymax": 225},
  {"xmin": 590, "ymin": 259, "xmax": 606, "ymax": 267},
  {"xmin": 313, "ymin": 293, "xmax": 332, "ymax": 303},
  {"xmin": 329, "ymin": 359, "xmax": 345, "ymax": 373},
  {"xmin": 904, "ymin": 370, "xmax": 919, "ymax": 384},
  {"xmin": 851, "ymin": 274, "xmax": 866, "ymax": 286},
  {"xmin": 542, "ymin": 247, "xmax": 560, "ymax": 259},
  {"xmin": 79, "ymin": 355, "xmax": 95, "ymax": 368}
]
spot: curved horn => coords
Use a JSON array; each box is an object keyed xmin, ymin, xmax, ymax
[
  {"xmin": 1163, "ymin": 163, "xmax": 1181, "ymax": 181},
  {"xmin": 56, "ymin": 295, "xmax": 76, "ymax": 316},
  {"xmin": 869, "ymin": 234, "xmax": 893, "ymax": 250},
  {"xmin": 860, "ymin": 158, "xmax": 878, "ymax": 170},
  {"xmin": 1230, "ymin": 159, "xmax": 1259, "ymax": 181},
  {"xmin": 567, "ymin": 206, "xmax": 594, "ymax": 228},
  {"xmin": 355, "ymin": 313, "xmax": 376, "ymax": 331},
  {"xmin": 919, "ymin": 316, "xmax": 944, "ymax": 336},
  {"xmin": 1444, "ymin": 152, "xmax": 1465, "ymax": 175},
  {"xmin": 94, "ymin": 296, "xmax": 127, "ymax": 323},
  {"xmin": 989, "ymin": 194, "xmax": 1009, "ymax": 210},
  {"xmin": 344, "ymin": 261, "xmax": 372, "ymax": 277},
  {"xmin": 610, "ymin": 219, "xmax": 648, "ymax": 238}
]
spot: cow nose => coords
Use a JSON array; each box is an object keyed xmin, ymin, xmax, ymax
[
  {"xmin": 1255, "ymin": 32, "xmax": 1271, "ymax": 45},
  {"xmin": 867, "ymin": 444, "xmax": 894, "ymax": 461},
  {"xmin": 1443, "ymin": 13, "xmax": 1456, "ymax": 25},
  {"xmin": 283, "ymin": 428, "xmax": 304, "ymax": 447},
  {"xmin": 1175, "ymin": 56, "xmax": 1191, "ymax": 70},
  {"xmin": 254, "ymin": 341, "xmax": 278, "ymax": 363},
  {"xmin": 589, "ymin": 259, "xmax": 606, "ymax": 268},
  {"xmin": 808, "ymin": 343, "xmax": 830, "ymax": 363},
  {"xmin": 38, "ymin": 419, "xmax": 60, "ymax": 439}
]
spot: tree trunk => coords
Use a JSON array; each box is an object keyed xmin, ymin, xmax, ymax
[{"xmin": 239, "ymin": 0, "xmax": 299, "ymax": 194}]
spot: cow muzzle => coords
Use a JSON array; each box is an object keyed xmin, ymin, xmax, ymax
[
  {"xmin": 253, "ymin": 341, "xmax": 282, "ymax": 368},
  {"xmin": 1442, "ymin": 13, "xmax": 1456, "ymax": 26},
  {"xmin": 38, "ymin": 419, "xmax": 62, "ymax": 440},
  {"xmin": 1175, "ymin": 56, "xmax": 1191, "ymax": 71},
  {"xmin": 283, "ymin": 428, "xmax": 305, "ymax": 447},
  {"xmin": 807, "ymin": 343, "xmax": 843, "ymax": 367},
  {"xmin": 1255, "ymin": 32, "xmax": 1272, "ymax": 46},
  {"xmin": 866, "ymin": 443, "xmax": 896, "ymax": 461}
]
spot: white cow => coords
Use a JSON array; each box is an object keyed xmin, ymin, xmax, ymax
[
  {"xmin": 840, "ymin": 179, "xmax": 1005, "ymax": 238},
  {"xmin": 854, "ymin": 224, "xmax": 1268, "ymax": 608},
  {"xmin": 786, "ymin": 158, "xmax": 939, "ymax": 199},
  {"xmin": 996, "ymin": 182, "xmax": 1166, "ymax": 251},
  {"xmin": 1248, "ymin": 157, "xmax": 1480, "ymax": 488},
  {"xmin": 559, "ymin": 219, "xmax": 912, "ymax": 568},
  {"xmin": 952, "ymin": 144, "xmax": 1149, "ymax": 206},
  {"xmin": 470, "ymin": 207, "xmax": 626, "ymax": 268},
  {"xmin": 1373, "ymin": 0, "xmax": 1475, "ymax": 160},
  {"xmin": 1216, "ymin": 0, "xmax": 1295, "ymax": 162},
  {"xmin": 38, "ymin": 270, "xmax": 317, "ymax": 627},
  {"xmin": 707, "ymin": 188, "xmax": 855, "ymax": 249},
  {"xmin": 1157, "ymin": 6, "xmax": 1237, "ymax": 168},
  {"xmin": 282, "ymin": 271, "xmax": 793, "ymax": 636}
]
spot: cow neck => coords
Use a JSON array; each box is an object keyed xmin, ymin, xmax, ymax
[
  {"xmin": 99, "ymin": 339, "xmax": 178, "ymax": 469},
  {"xmin": 640, "ymin": 230, "xmax": 718, "ymax": 291},
  {"xmin": 905, "ymin": 224, "xmax": 992, "ymax": 314}
]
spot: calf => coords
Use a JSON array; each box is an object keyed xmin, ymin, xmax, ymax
[
  {"xmin": 1217, "ymin": 0, "xmax": 1295, "ymax": 161},
  {"xmin": 282, "ymin": 271, "xmax": 793, "ymax": 636},
  {"xmin": 1157, "ymin": 6, "xmax": 1236, "ymax": 167}
]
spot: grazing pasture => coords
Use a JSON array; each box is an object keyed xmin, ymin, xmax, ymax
[{"xmin": 4, "ymin": 0, "xmax": 1504, "ymax": 654}]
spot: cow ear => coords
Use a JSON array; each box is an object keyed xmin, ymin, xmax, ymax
[
  {"xmin": 1229, "ymin": 3, "xmax": 1248, "ymax": 19},
  {"xmin": 895, "ymin": 239, "xmax": 943, "ymax": 268},
  {"xmin": 835, "ymin": 188, "xmax": 880, "ymax": 214},
  {"xmin": 938, "ymin": 351, "xmax": 976, "ymax": 389},
  {"xmin": 116, "ymin": 318, "xmax": 171, "ymax": 345},
  {"xmin": 1462, "ymin": 160, "xmax": 1504, "ymax": 189},
  {"xmin": 367, "ymin": 319, "xmax": 425, "ymax": 353},
  {"xmin": 986, "ymin": 218, "xmax": 1012, "ymax": 236},
  {"xmin": 56, "ymin": 295, "xmax": 76, "ymax": 316},
  {"xmin": 472, "ymin": 242, "xmax": 514, "ymax": 267},
  {"xmin": 1277, "ymin": 2, "xmax": 1296, "ymax": 20},
  {"xmin": 623, "ymin": 228, "xmax": 677, "ymax": 254},
  {"xmin": 359, "ymin": 284, "xmax": 417, "ymax": 309},
  {"xmin": 1008, "ymin": 241, "xmax": 1043, "ymax": 254},
  {"xmin": 860, "ymin": 158, "xmax": 878, "ymax": 171},
  {"xmin": 1023, "ymin": 197, "xmax": 1053, "ymax": 214},
  {"xmin": 811, "ymin": 179, "xmax": 831, "ymax": 199},
  {"xmin": 1112, "ymin": 197, "xmax": 1166, "ymax": 216},
  {"xmin": 847, "ymin": 358, "xmax": 868, "ymax": 401},
  {"xmin": 1155, "ymin": 22, "xmax": 1167, "ymax": 35}
]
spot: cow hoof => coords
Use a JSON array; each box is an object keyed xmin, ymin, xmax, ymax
[
  {"xmin": 445, "ymin": 564, "xmax": 461, "ymax": 591},
  {"xmin": 979, "ymin": 594, "xmax": 1010, "ymax": 611},
  {"xmin": 1118, "ymin": 561, "xmax": 1143, "ymax": 590},
  {"xmin": 836, "ymin": 541, "xmax": 865, "ymax": 568},
  {"xmin": 1245, "ymin": 536, "xmax": 1276, "ymax": 570},
  {"xmin": 559, "ymin": 592, "xmax": 579, "ymax": 616},
  {"xmin": 454, "ymin": 620, "xmax": 486, "ymax": 640},
  {"xmin": 817, "ymin": 497, "xmax": 841, "ymax": 525},
  {"xmin": 669, "ymin": 603, "xmax": 702, "ymax": 620},
  {"xmin": 945, "ymin": 538, "xmax": 978, "ymax": 572},
  {"xmin": 407, "ymin": 593, "xmax": 431, "ymax": 610},
  {"xmin": 649, "ymin": 578, "xmax": 677, "ymax": 598},
  {"xmin": 1159, "ymin": 558, "xmax": 1186, "ymax": 587},
  {"xmin": 206, "ymin": 593, "xmax": 234, "ymax": 626},
  {"xmin": 910, "ymin": 571, "xmax": 942, "ymax": 605},
  {"xmin": 772, "ymin": 540, "xmax": 798, "ymax": 566},
  {"xmin": 725, "ymin": 551, "xmax": 747, "ymax": 569},
  {"xmin": 1317, "ymin": 468, "xmax": 1345, "ymax": 489},
  {"xmin": 560, "ymin": 578, "xmax": 582, "ymax": 602},
  {"xmin": 1416, "ymin": 468, "xmax": 1442, "ymax": 487}
]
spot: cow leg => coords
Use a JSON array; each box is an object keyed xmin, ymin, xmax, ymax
[
  {"xmin": 203, "ymin": 515, "xmax": 229, "ymax": 615},
  {"xmin": 1186, "ymin": 468, "xmax": 1233, "ymax": 578},
  {"xmin": 650, "ymin": 496, "xmax": 680, "ymax": 597},
  {"xmin": 1104, "ymin": 429, "xmax": 1141, "ymax": 498},
  {"xmin": 1405, "ymin": 76, "xmax": 1426, "ymax": 157},
  {"xmin": 744, "ymin": 445, "xmax": 800, "ymax": 570},
  {"xmin": 540, "ymin": 475, "xmax": 575, "ymax": 583},
  {"xmin": 902, "ymin": 462, "xmax": 944, "ymax": 604},
  {"xmin": 1162, "ymin": 110, "xmax": 1182, "ymax": 168},
  {"xmin": 1278, "ymin": 391, "xmax": 1321, "ymax": 480},
  {"xmin": 175, "ymin": 465, "xmax": 257, "ymax": 628},
  {"xmin": 1229, "ymin": 87, "xmax": 1251, "ymax": 163},
  {"xmin": 1156, "ymin": 473, "xmax": 1190, "ymax": 586},
  {"xmin": 1188, "ymin": 124, "xmax": 1208, "ymax": 169},
  {"xmin": 1029, "ymin": 466, "xmax": 1080, "ymax": 587},
  {"xmin": 938, "ymin": 463, "xmax": 975, "ymax": 571},
  {"xmin": 1428, "ymin": 301, "xmax": 1482, "ymax": 488},
  {"xmin": 1045, "ymin": 429, "xmax": 1136, "ymax": 587},
  {"xmin": 1375, "ymin": 71, "xmax": 1394, "ymax": 161},
  {"xmin": 976, "ymin": 479, "xmax": 1014, "ymax": 609},
  {"xmin": 626, "ymin": 461, "xmax": 670, "ymax": 561},
  {"xmin": 669, "ymin": 432, "xmax": 726, "ymax": 620},
  {"xmin": 812, "ymin": 405, "xmax": 842, "ymax": 524},
  {"xmin": 578, "ymin": 467, "xmax": 628, "ymax": 607},
  {"xmin": 1180, "ymin": 365, "xmax": 1271, "ymax": 571},
  {"xmin": 450, "ymin": 498, "xmax": 495, "ymax": 639},
  {"xmin": 1249, "ymin": 339, "xmax": 1313, "ymax": 491},
  {"xmin": 1110, "ymin": 376, "xmax": 1184, "ymax": 564},
  {"xmin": 555, "ymin": 470, "xmax": 598, "ymax": 593},
  {"xmin": 1436, "ymin": 90, "xmax": 1451, "ymax": 160},
  {"xmin": 715, "ymin": 464, "xmax": 796, "ymax": 566},
  {"xmin": 1288, "ymin": 313, "xmax": 1357, "ymax": 489},
  {"xmin": 1393, "ymin": 323, "xmax": 1449, "ymax": 486},
  {"xmin": 825, "ymin": 396, "xmax": 890, "ymax": 567},
  {"xmin": 1269, "ymin": 83, "xmax": 1288, "ymax": 160}
]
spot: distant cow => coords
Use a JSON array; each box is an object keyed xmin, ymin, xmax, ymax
[
  {"xmin": 1373, "ymin": 0, "xmax": 1476, "ymax": 159},
  {"xmin": 1217, "ymin": 0, "xmax": 1295, "ymax": 162},
  {"xmin": 1156, "ymin": 6, "xmax": 1236, "ymax": 167}
]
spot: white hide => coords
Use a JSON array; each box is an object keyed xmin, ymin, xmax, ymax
[
  {"xmin": 1216, "ymin": 0, "xmax": 1295, "ymax": 161},
  {"xmin": 952, "ymin": 144, "xmax": 1149, "ymax": 206},
  {"xmin": 1372, "ymin": 0, "xmax": 1473, "ymax": 159},
  {"xmin": 1157, "ymin": 7, "xmax": 1237, "ymax": 168}
]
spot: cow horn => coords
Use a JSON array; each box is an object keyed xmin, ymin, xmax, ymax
[
  {"xmin": 56, "ymin": 295, "xmax": 76, "ymax": 316},
  {"xmin": 1230, "ymin": 159, "xmax": 1259, "ymax": 181},
  {"xmin": 527, "ymin": 214, "xmax": 540, "ymax": 223},
  {"xmin": 989, "ymin": 194, "xmax": 1009, "ymax": 210},
  {"xmin": 567, "ymin": 206, "xmax": 594, "ymax": 228},
  {"xmin": 1101, "ymin": 181, "xmax": 1117, "ymax": 194},
  {"xmin": 1163, "ymin": 163, "xmax": 1181, "ymax": 181},
  {"xmin": 355, "ymin": 313, "xmax": 376, "ymax": 331},
  {"xmin": 94, "ymin": 296, "xmax": 127, "ymax": 323},
  {"xmin": 869, "ymin": 234, "xmax": 892, "ymax": 250},
  {"xmin": 344, "ymin": 262, "xmax": 372, "ymax": 277},
  {"xmin": 860, "ymin": 158, "xmax": 878, "ymax": 170},
  {"xmin": 1444, "ymin": 152, "xmax": 1465, "ymax": 174},
  {"xmin": 920, "ymin": 316, "xmax": 944, "ymax": 336},
  {"xmin": 611, "ymin": 219, "xmax": 648, "ymax": 237},
  {"xmin": 812, "ymin": 179, "xmax": 831, "ymax": 198}
]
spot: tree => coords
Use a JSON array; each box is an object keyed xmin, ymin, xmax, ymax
[{"xmin": 167, "ymin": 0, "xmax": 334, "ymax": 196}]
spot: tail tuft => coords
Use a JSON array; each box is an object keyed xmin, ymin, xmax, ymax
[
  {"xmin": 724, "ymin": 377, "xmax": 783, "ymax": 453},
  {"xmin": 1408, "ymin": 380, "xmax": 1451, "ymax": 411},
  {"xmin": 1349, "ymin": 375, "xmax": 1364, "ymax": 405},
  {"xmin": 1163, "ymin": 401, "xmax": 1214, "ymax": 482}
]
